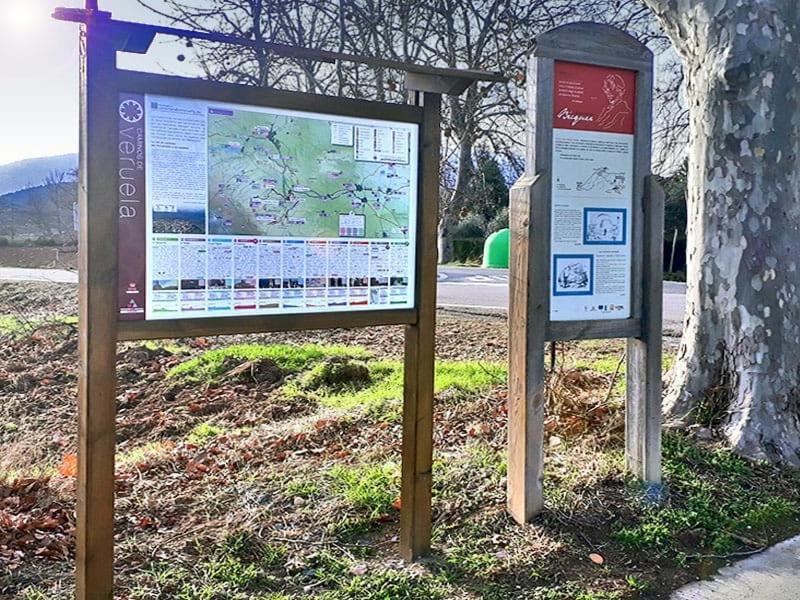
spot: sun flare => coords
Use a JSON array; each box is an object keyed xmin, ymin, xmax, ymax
[{"xmin": 3, "ymin": 1, "xmax": 38, "ymax": 32}]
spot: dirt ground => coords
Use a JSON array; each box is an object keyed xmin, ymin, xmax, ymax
[
  {"xmin": 1, "ymin": 282, "xmax": 799, "ymax": 600},
  {"xmin": 0, "ymin": 247, "xmax": 77, "ymax": 270}
]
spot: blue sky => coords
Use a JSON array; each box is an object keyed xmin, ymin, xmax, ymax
[{"xmin": 0, "ymin": 0, "xmax": 195, "ymax": 166}]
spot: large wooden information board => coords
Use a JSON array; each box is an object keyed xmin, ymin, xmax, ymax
[
  {"xmin": 56, "ymin": 5, "xmax": 503, "ymax": 597},
  {"xmin": 508, "ymin": 23, "xmax": 664, "ymax": 523}
]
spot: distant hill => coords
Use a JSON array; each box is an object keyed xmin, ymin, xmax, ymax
[
  {"xmin": 0, "ymin": 182, "xmax": 78, "ymax": 242},
  {"xmin": 0, "ymin": 154, "xmax": 78, "ymax": 196}
]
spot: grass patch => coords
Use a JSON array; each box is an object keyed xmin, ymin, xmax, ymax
[
  {"xmin": 285, "ymin": 478, "xmax": 318, "ymax": 499},
  {"xmin": 290, "ymin": 358, "xmax": 506, "ymax": 409},
  {"xmin": 465, "ymin": 443, "xmax": 507, "ymax": 480},
  {"xmin": 0, "ymin": 314, "xmax": 77, "ymax": 337},
  {"xmin": 132, "ymin": 534, "xmax": 286, "ymax": 599},
  {"xmin": 186, "ymin": 422, "xmax": 226, "ymax": 446},
  {"xmin": 116, "ymin": 441, "xmax": 173, "ymax": 467},
  {"xmin": 322, "ymin": 569, "xmax": 451, "ymax": 600},
  {"xmin": 298, "ymin": 357, "xmax": 373, "ymax": 393},
  {"xmin": 168, "ymin": 343, "xmax": 371, "ymax": 382},
  {"xmin": 327, "ymin": 515, "xmax": 377, "ymax": 540},
  {"xmin": 142, "ymin": 339, "xmax": 190, "ymax": 354},
  {"xmin": 613, "ymin": 433, "xmax": 800, "ymax": 555},
  {"xmin": 169, "ymin": 343, "xmax": 505, "ymax": 410},
  {"xmin": 328, "ymin": 461, "xmax": 399, "ymax": 518}
]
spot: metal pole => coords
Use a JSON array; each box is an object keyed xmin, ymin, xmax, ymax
[{"xmin": 669, "ymin": 228, "xmax": 678, "ymax": 274}]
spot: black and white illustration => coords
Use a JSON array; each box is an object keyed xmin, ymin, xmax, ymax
[
  {"xmin": 583, "ymin": 207, "xmax": 626, "ymax": 245},
  {"xmin": 553, "ymin": 254, "xmax": 594, "ymax": 296}
]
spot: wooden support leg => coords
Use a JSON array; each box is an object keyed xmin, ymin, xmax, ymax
[
  {"xmin": 507, "ymin": 174, "xmax": 547, "ymax": 523},
  {"xmin": 76, "ymin": 19, "xmax": 119, "ymax": 600},
  {"xmin": 625, "ymin": 176, "xmax": 665, "ymax": 491},
  {"xmin": 400, "ymin": 91, "xmax": 440, "ymax": 560}
]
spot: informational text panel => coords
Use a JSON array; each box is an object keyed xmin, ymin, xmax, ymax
[
  {"xmin": 116, "ymin": 93, "xmax": 419, "ymax": 320},
  {"xmin": 550, "ymin": 61, "xmax": 635, "ymax": 321}
]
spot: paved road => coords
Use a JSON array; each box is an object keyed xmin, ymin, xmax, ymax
[
  {"xmin": 438, "ymin": 265, "xmax": 686, "ymax": 330},
  {"xmin": 671, "ymin": 534, "xmax": 800, "ymax": 599},
  {"xmin": 0, "ymin": 265, "xmax": 686, "ymax": 330},
  {"xmin": 0, "ymin": 267, "xmax": 78, "ymax": 284}
]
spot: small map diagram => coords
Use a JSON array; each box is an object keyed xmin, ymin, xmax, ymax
[
  {"xmin": 576, "ymin": 167, "xmax": 625, "ymax": 195},
  {"xmin": 207, "ymin": 107, "xmax": 414, "ymax": 239}
]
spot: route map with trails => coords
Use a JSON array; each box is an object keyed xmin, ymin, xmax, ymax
[{"xmin": 208, "ymin": 107, "xmax": 412, "ymax": 239}]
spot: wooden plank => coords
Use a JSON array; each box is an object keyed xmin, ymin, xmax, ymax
[
  {"xmin": 115, "ymin": 70, "xmax": 424, "ymax": 124},
  {"xmin": 533, "ymin": 22, "xmax": 652, "ymax": 70},
  {"xmin": 399, "ymin": 90, "xmax": 440, "ymax": 561},
  {"xmin": 507, "ymin": 173, "xmax": 548, "ymax": 524},
  {"xmin": 532, "ymin": 47, "xmax": 651, "ymax": 72},
  {"xmin": 55, "ymin": 11, "xmax": 507, "ymax": 86},
  {"xmin": 76, "ymin": 17, "xmax": 119, "ymax": 600},
  {"xmin": 626, "ymin": 176, "xmax": 664, "ymax": 486},
  {"xmin": 546, "ymin": 318, "xmax": 641, "ymax": 342},
  {"xmin": 404, "ymin": 72, "xmax": 473, "ymax": 96},
  {"xmin": 118, "ymin": 309, "xmax": 417, "ymax": 341},
  {"xmin": 507, "ymin": 52, "xmax": 554, "ymax": 525},
  {"xmin": 629, "ymin": 67, "xmax": 654, "ymax": 323}
]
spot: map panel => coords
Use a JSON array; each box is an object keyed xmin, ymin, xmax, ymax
[
  {"xmin": 130, "ymin": 92, "xmax": 419, "ymax": 321},
  {"xmin": 208, "ymin": 107, "xmax": 413, "ymax": 239}
]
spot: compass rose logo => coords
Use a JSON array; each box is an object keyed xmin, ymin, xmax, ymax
[{"xmin": 119, "ymin": 99, "xmax": 143, "ymax": 123}]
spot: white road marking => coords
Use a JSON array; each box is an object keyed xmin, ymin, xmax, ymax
[
  {"xmin": 438, "ymin": 281, "xmax": 507, "ymax": 287},
  {"xmin": 439, "ymin": 303, "xmax": 507, "ymax": 311}
]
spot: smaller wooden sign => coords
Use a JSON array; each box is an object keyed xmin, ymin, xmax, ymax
[{"xmin": 508, "ymin": 22, "xmax": 664, "ymax": 524}]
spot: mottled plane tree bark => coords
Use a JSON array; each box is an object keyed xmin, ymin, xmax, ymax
[{"xmin": 643, "ymin": 0, "xmax": 800, "ymax": 464}]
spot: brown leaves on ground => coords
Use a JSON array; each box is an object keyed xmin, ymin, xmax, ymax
[
  {"xmin": 0, "ymin": 478, "xmax": 73, "ymax": 570},
  {"xmin": 546, "ymin": 366, "xmax": 624, "ymax": 440}
]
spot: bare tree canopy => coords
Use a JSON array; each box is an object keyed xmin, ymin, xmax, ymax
[{"xmin": 139, "ymin": 0, "xmax": 684, "ymax": 262}]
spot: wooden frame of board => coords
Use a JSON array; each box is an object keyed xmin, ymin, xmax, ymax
[
  {"xmin": 113, "ymin": 68, "xmax": 426, "ymax": 341},
  {"xmin": 507, "ymin": 22, "xmax": 665, "ymax": 523},
  {"xmin": 58, "ymin": 6, "xmax": 504, "ymax": 597}
]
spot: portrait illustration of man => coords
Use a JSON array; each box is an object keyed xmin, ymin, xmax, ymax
[{"xmin": 596, "ymin": 74, "xmax": 632, "ymax": 130}]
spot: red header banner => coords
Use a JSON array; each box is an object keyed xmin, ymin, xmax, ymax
[{"xmin": 553, "ymin": 61, "xmax": 636, "ymax": 135}]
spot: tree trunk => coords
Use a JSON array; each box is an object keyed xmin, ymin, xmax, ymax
[
  {"xmin": 646, "ymin": 0, "xmax": 800, "ymax": 464},
  {"xmin": 439, "ymin": 95, "xmax": 475, "ymax": 265},
  {"xmin": 438, "ymin": 212, "xmax": 457, "ymax": 265}
]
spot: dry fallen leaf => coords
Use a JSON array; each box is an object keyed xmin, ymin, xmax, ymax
[
  {"xmin": 57, "ymin": 454, "xmax": 77, "ymax": 478},
  {"xmin": 589, "ymin": 552, "xmax": 605, "ymax": 565}
]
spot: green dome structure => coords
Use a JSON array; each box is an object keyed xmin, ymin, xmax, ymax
[{"xmin": 482, "ymin": 228, "xmax": 510, "ymax": 269}]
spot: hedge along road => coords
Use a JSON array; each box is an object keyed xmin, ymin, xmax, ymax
[{"xmin": 0, "ymin": 265, "xmax": 687, "ymax": 332}]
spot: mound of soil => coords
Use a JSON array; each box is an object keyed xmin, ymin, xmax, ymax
[
  {"xmin": 219, "ymin": 356, "xmax": 286, "ymax": 387},
  {"xmin": 299, "ymin": 356, "xmax": 372, "ymax": 392},
  {"xmin": 116, "ymin": 345, "xmax": 180, "ymax": 384}
]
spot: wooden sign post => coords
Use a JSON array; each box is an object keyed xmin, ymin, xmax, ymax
[
  {"xmin": 57, "ymin": 3, "xmax": 504, "ymax": 597},
  {"xmin": 508, "ymin": 22, "xmax": 664, "ymax": 523}
]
